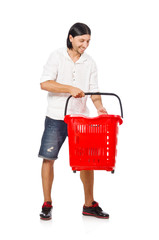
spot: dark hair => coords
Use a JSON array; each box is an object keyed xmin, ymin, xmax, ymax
[{"xmin": 67, "ymin": 22, "xmax": 91, "ymax": 49}]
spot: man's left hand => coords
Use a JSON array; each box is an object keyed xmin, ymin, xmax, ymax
[{"xmin": 97, "ymin": 107, "xmax": 108, "ymax": 115}]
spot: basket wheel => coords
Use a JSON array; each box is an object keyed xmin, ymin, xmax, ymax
[
  {"xmin": 111, "ymin": 170, "xmax": 115, "ymax": 174},
  {"xmin": 73, "ymin": 170, "xmax": 76, "ymax": 173}
]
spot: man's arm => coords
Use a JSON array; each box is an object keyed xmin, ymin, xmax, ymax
[
  {"xmin": 40, "ymin": 80, "xmax": 85, "ymax": 98},
  {"xmin": 91, "ymin": 95, "xmax": 108, "ymax": 115}
]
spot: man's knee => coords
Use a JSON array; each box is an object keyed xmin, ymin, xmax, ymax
[{"xmin": 43, "ymin": 159, "xmax": 55, "ymax": 166}]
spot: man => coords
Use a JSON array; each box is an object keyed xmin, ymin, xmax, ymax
[{"xmin": 39, "ymin": 22, "xmax": 109, "ymax": 220}]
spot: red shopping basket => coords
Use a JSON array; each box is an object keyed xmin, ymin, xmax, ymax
[{"xmin": 64, "ymin": 92, "xmax": 123, "ymax": 173}]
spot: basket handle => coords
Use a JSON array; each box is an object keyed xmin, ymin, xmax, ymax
[{"xmin": 64, "ymin": 92, "xmax": 123, "ymax": 118}]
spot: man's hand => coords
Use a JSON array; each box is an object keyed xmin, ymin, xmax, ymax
[
  {"xmin": 97, "ymin": 107, "xmax": 108, "ymax": 115},
  {"xmin": 40, "ymin": 80, "xmax": 85, "ymax": 98},
  {"xmin": 91, "ymin": 95, "xmax": 108, "ymax": 115},
  {"xmin": 69, "ymin": 86, "xmax": 85, "ymax": 98}
]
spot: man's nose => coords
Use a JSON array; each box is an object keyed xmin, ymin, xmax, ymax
[{"xmin": 83, "ymin": 41, "xmax": 88, "ymax": 48}]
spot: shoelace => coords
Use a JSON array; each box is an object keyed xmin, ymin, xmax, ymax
[
  {"xmin": 42, "ymin": 207, "xmax": 51, "ymax": 214},
  {"xmin": 42, "ymin": 202, "xmax": 52, "ymax": 214},
  {"xmin": 95, "ymin": 206, "xmax": 103, "ymax": 212},
  {"xmin": 91, "ymin": 201, "xmax": 102, "ymax": 210},
  {"xmin": 91, "ymin": 203, "xmax": 102, "ymax": 211}
]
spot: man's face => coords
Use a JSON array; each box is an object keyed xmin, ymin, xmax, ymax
[{"xmin": 69, "ymin": 34, "xmax": 91, "ymax": 54}]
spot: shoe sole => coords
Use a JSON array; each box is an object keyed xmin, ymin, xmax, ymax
[
  {"xmin": 40, "ymin": 217, "xmax": 52, "ymax": 221},
  {"xmin": 82, "ymin": 212, "xmax": 109, "ymax": 219}
]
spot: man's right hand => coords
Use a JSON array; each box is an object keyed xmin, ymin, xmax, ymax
[
  {"xmin": 40, "ymin": 80, "xmax": 85, "ymax": 98},
  {"xmin": 69, "ymin": 86, "xmax": 85, "ymax": 98}
]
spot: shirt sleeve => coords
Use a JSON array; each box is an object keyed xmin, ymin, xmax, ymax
[
  {"xmin": 40, "ymin": 51, "xmax": 58, "ymax": 83},
  {"xmin": 89, "ymin": 60, "xmax": 100, "ymax": 92}
]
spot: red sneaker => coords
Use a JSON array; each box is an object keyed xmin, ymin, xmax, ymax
[
  {"xmin": 40, "ymin": 202, "xmax": 53, "ymax": 220},
  {"xmin": 82, "ymin": 201, "xmax": 109, "ymax": 219}
]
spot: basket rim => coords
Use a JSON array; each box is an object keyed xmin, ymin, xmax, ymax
[{"xmin": 64, "ymin": 114, "xmax": 123, "ymax": 125}]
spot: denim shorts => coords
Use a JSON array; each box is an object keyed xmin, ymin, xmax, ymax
[{"xmin": 38, "ymin": 116, "xmax": 68, "ymax": 160}]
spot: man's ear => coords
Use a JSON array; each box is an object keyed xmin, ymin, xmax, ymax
[{"xmin": 69, "ymin": 34, "xmax": 73, "ymax": 43}]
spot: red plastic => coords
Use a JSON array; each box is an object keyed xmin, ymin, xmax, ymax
[{"xmin": 64, "ymin": 114, "xmax": 123, "ymax": 172}]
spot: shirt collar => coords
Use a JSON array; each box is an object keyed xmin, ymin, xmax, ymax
[{"xmin": 63, "ymin": 47, "xmax": 87, "ymax": 63}]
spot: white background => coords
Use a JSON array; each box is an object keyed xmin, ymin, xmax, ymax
[{"xmin": 0, "ymin": 0, "xmax": 159, "ymax": 239}]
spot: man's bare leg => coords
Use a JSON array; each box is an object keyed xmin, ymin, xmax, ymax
[
  {"xmin": 41, "ymin": 159, "xmax": 55, "ymax": 203},
  {"xmin": 80, "ymin": 170, "xmax": 94, "ymax": 206}
]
